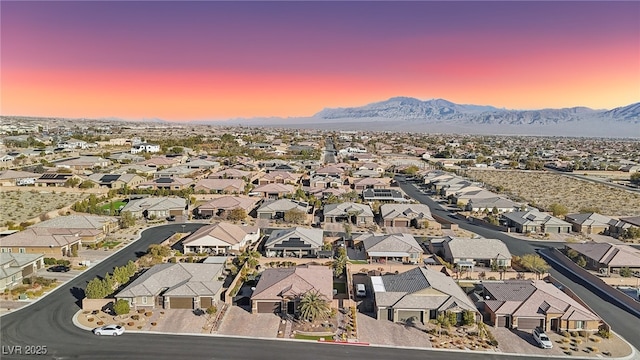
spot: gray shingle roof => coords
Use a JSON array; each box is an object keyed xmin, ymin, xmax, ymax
[
  {"xmin": 442, "ymin": 237, "xmax": 512, "ymax": 260},
  {"xmin": 324, "ymin": 202, "xmax": 374, "ymax": 218},
  {"xmin": 265, "ymin": 227, "xmax": 323, "ymax": 249}
]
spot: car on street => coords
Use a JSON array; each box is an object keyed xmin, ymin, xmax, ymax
[
  {"xmin": 93, "ymin": 325, "xmax": 125, "ymax": 336},
  {"xmin": 533, "ymin": 328, "xmax": 553, "ymax": 349},
  {"xmin": 47, "ymin": 265, "xmax": 70, "ymax": 272}
]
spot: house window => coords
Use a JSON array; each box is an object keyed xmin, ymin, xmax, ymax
[
  {"xmin": 575, "ymin": 321, "xmax": 584, "ymax": 329},
  {"xmin": 131, "ymin": 298, "xmax": 136, "ymax": 304},
  {"xmin": 142, "ymin": 296, "xmax": 147, "ymax": 304},
  {"xmin": 19, "ymin": 248, "xmax": 26, "ymax": 253},
  {"xmin": 1, "ymin": 248, "xmax": 6, "ymax": 253}
]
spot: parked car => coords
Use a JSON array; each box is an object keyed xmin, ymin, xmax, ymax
[
  {"xmin": 533, "ymin": 328, "xmax": 553, "ymax": 349},
  {"xmin": 356, "ymin": 283, "xmax": 366, "ymax": 297},
  {"xmin": 166, "ymin": 215, "xmax": 176, "ymax": 221},
  {"xmin": 47, "ymin": 265, "xmax": 70, "ymax": 273},
  {"xmin": 93, "ymin": 325, "xmax": 125, "ymax": 336}
]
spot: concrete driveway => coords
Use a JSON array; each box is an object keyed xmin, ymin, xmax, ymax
[
  {"xmin": 357, "ymin": 313, "xmax": 431, "ymax": 348},
  {"xmin": 217, "ymin": 306, "xmax": 281, "ymax": 338}
]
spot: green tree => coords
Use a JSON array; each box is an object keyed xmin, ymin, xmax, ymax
[
  {"xmin": 621, "ymin": 227, "xmax": 640, "ymax": 240},
  {"xmin": 85, "ymin": 278, "xmax": 108, "ymax": 299},
  {"xmin": 298, "ymin": 290, "xmax": 331, "ymax": 322},
  {"xmin": 548, "ymin": 203, "xmax": 568, "ymax": 217},
  {"xmin": 631, "ymin": 172, "xmax": 640, "ymax": 185},
  {"xmin": 566, "ymin": 249, "xmax": 579, "ymax": 260},
  {"xmin": 576, "ymin": 256, "xmax": 587, "ymax": 268},
  {"xmin": 65, "ymin": 177, "xmax": 81, "ymax": 188},
  {"xmin": 79, "ymin": 180, "xmax": 95, "ymax": 189},
  {"xmin": 332, "ymin": 247, "xmax": 347, "ymax": 277},
  {"xmin": 113, "ymin": 299, "xmax": 130, "ymax": 316},
  {"xmin": 148, "ymin": 244, "xmax": 171, "ymax": 257},
  {"xmin": 118, "ymin": 211, "xmax": 136, "ymax": 229},
  {"xmin": 619, "ymin": 267, "xmax": 632, "ymax": 277},
  {"xmin": 519, "ymin": 254, "xmax": 550, "ymax": 279}
]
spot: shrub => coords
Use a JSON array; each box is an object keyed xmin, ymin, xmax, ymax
[
  {"xmin": 113, "ymin": 299, "xmax": 130, "ymax": 316},
  {"xmin": 127, "ymin": 322, "xmax": 134, "ymax": 326},
  {"xmin": 598, "ymin": 328, "xmax": 611, "ymax": 339},
  {"xmin": 88, "ymin": 318, "xmax": 95, "ymax": 322},
  {"xmin": 145, "ymin": 311, "xmax": 152, "ymax": 317},
  {"xmin": 562, "ymin": 338, "xmax": 570, "ymax": 343},
  {"xmin": 578, "ymin": 330, "xmax": 588, "ymax": 338},
  {"xmin": 96, "ymin": 321, "xmax": 104, "ymax": 325},
  {"xmin": 590, "ymin": 337, "xmax": 601, "ymax": 343},
  {"xmin": 570, "ymin": 331, "xmax": 578, "ymax": 337},
  {"xmin": 137, "ymin": 326, "xmax": 142, "ymax": 329},
  {"xmin": 561, "ymin": 330, "xmax": 570, "ymax": 338},
  {"xmin": 588, "ymin": 346, "xmax": 598, "ymax": 353},
  {"xmin": 151, "ymin": 322, "xmax": 157, "ymax": 326},
  {"xmin": 131, "ymin": 315, "xmax": 140, "ymax": 321},
  {"xmin": 574, "ymin": 338, "xmax": 583, "ymax": 344},
  {"xmin": 44, "ymin": 258, "xmax": 57, "ymax": 265}
]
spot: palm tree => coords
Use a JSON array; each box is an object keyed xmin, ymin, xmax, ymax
[{"xmin": 298, "ymin": 290, "xmax": 331, "ymax": 322}]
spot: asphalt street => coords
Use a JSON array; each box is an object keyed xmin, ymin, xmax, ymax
[{"xmin": 397, "ymin": 178, "xmax": 640, "ymax": 351}]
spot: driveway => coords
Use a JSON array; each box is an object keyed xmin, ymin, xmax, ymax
[
  {"xmin": 217, "ymin": 305, "xmax": 281, "ymax": 338},
  {"xmin": 357, "ymin": 313, "xmax": 431, "ymax": 348}
]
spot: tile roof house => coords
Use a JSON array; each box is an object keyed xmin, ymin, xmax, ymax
[
  {"xmin": 55, "ymin": 156, "xmax": 110, "ymax": 171},
  {"xmin": 257, "ymin": 199, "xmax": 309, "ymax": 220},
  {"xmin": 314, "ymin": 165, "xmax": 345, "ymax": 177},
  {"xmin": 564, "ymin": 213, "xmax": 613, "ymax": 234},
  {"xmin": 0, "ymin": 253, "xmax": 45, "ymax": 291},
  {"xmin": 115, "ymin": 263, "xmax": 225, "ymax": 310},
  {"xmin": 465, "ymin": 197, "xmax": 521, "ymax": 213},
  {"xmin": 451, "ymin": 189, "xmax": 500, "ymax": 206},
  {"xmin": 85, "ymin": 173, "xmax": 145, "ymax": 189},
  {"xmin": 380, "ymin": 204, "xmax": 435, "ymax": 229},
  {"xmin": 362, "ymin": 188, "xmax": 407, "ymax": 202},
  {"xmin": 208, "ymin": 168, "xmax": 252, "ymax": 180},
  {"xmin": 0, "ymin": 170, "xmax": 40, "ymax": 186},
  {"xmin": 608, "ymin": 216, "xmax": 640, "ymax": 239},
  {"xmin": 140, "ymin": 156, "xmax": 182, "ymax": 168},
  {"xmin": 195, "ymin": 196, "xmax": 258, "ymax": 218},
  {"xmin": 323, "ymin": 202, "xmax": 374, "ymax": 226},
  {"xmin": 357, "ymin": 233, "xmax": 422, "ymax": 264},
  {"xmin": 252, "ymin": 183, "xmax": 296, "ymax": 199},
  {"xmin": 564, "ymin": 243, "xmax": 640, "ymax": 273},
  {"xmin": 351, "ymin": 177, "xmax": 391, "ymax": 191},
  {"xmin": 264, "ymin": 227, "xmax": 324, "ymax": 258},
  {"xmin": 35, "ymin": 173, "xmax": 83, "ymax": 187},
  {"xmin": 182, "ymin": 222, "xmax": 260, "ymax": 255},
  {"xmin": 138, "ymin": 176, "xmax": 194, "ymax": 190},
  {"xmin": 481, "ymin": 280, "xmax": 604, "ymax": 332},
  {"xmin": 503, "ymin": 210, "xmax": 572, "ymax": 234},
  {"xmin": 307, "ymin": 175, "xmax": 343, "ymax": 189},
  {"xmin": 193, "ymin": 179, "xmax": 245, "ymax": 194},
  {"xmin": 250, "ymin": 265, "xmax": 333, "ymax": 314},
  {"xmin": 257, "ymin": 171, "xmax": 301, "ymax": 185},
  {"xmin": 120, "ymin": 197, "xmax": 186, "ymax": 219},
  {"xmin": 31, "ymin": 214, "xmax": 118, "ymax": 239},
  {"xmin": 372, "ymin": 267, "xmax": 479, "ymax": 324},
  {"xmin": 430, "ymin": 236, "xmax": 512, "ymax": 269},
  {"xmin": 0, "ymin": 228, "xmax": 84, "ymax": 257}
]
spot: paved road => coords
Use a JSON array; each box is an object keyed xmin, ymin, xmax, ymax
[
  {"xmin": 323, "ymin": 137, "xmax": 336, "ymax": 164},
  {"xmin": 1, "ymin": 222, "xmax": 544, "ymax": 360},
  {"xmin": 397, "ymin": 177, "xmax": 640, "ymax": 351}
]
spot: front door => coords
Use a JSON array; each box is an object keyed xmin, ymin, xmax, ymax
[
  {"xmin": 287, "ymin": 301, "xmax": 295, "ymax": 314},
  {"xmin": 551, "ymin": 318, "xmax": 559, "ymax": 332}
]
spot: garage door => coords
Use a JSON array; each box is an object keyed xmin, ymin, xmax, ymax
[
  {"xmin": 518, "ymin": 317, "xmax": 543, "ymax": 330},
  {"xmin": 201, "ymin": 297, "xmax": 213, "ymax": 308},
  {"xmin": 397, "ymin": 310, "xmax": 422, "ymax": 324},
  {"xmin": 394, "ymin": 220, "xmax": 410, "ymax": 227},
  {"xmin": 256, "ymin": 301, "xmax": 281, "ymax": 313},
  {"xmin": 169, "ymin": 209, "xmax": 183, "ymax": 216},
  {"xmin": 169, "ymin": 297, "xmax": 193, "ymax": 309},
  {"xmin": 496, "ymin": 316, "xmax": 508, "ymax": 327}
]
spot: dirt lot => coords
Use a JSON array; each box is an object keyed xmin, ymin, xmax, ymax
[
  {"xmin": 0, "ymin": 189, "xmax": 88, "ymax": 224},
  {"xmin": 467, "ymin": 170, "xmax": 640, "ymax": 217}
]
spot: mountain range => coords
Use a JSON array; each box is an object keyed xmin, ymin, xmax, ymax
[{"xmin": 313, "ymin": 97, "xmax": 640, "ymax": 126}]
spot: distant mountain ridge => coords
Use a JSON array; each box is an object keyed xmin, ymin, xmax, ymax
[{"xmin": 314, "ymin": 97, "xmax": 639, "ymax": 125}]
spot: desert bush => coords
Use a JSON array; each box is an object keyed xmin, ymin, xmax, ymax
[
  {"xmin": 96, "ymin": 321, "xmax": 104, "ymax": 326},
  {"xmin": 145, "ymin": 311, "xmax": 152, "ymax": 317},
  {"xmin": 578, "ymin": 330, "xmax": 588, "ymax": 337},
  {"xmin": 570, "ymin": 331, "xmax": 578, "ymax": 337},
  {"xmin": 588, "ymin": 346, "xmax": 598, "ymax": 352},
  {"xmin": 131, "ymin": 314, "xmax": 140, "ymax": 321},
  {"xmin": 598, "ymin": 328, "xmax": 611, "ymax": 339},
  {"xmin": 127, "ymin": 322, "xmax": 134, "ymax": 326},
  {"xmin": 151, "ymin": 322, "xmax": 157, "ymax": 326}
]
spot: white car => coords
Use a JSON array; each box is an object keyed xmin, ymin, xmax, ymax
[
  {"xmin": 532, "ymin": 328, "xmax": 553, "ymax": 349},
  {"xmin": 93, "ymin": 325, "xmax": 125, "ymax": 336}
]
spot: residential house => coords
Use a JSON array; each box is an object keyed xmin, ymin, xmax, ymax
[
  {"xmin": 130, "ymin": 143, "xmax": 161, "ymax": 154},
  {"xmin": 351, "ymin": 177, "xmax": 390, "ymax": 191},
  {"xmin": 208, "ymin": 168, "xmax": 252, "ymax": 180},
  {"xmin": 362, "ymin": 188, "xmax": 407, "ymax": 202},
  {"xmin": 564, "ymin": 213, "xmax": 613, "ymax": 234},
  {"xmin": 608, "ymin": 216, "xmax": 640, "ymax": 239},
  {"xmin": 35, "ymin": 173, "xmax": 83, "ymax": 187},
  {"xmin": 257, "ymin": 199, "xmax": 309, "ymax": 220},
  {"xmin": 250, "ymin": 265, "xmax": 333, "ymax": 314},
  {"xmin": 55, "ymin": 156, "xmax": 110, "ymax": 171},
  {"xmin": 120, "ymin": 197, "xmax": 186, "ymax": 219},
  {"xmin": 451, "ymin": 189, "xmax": 500, "ymax": 206},
  {"xmin": 140, "ymin": 156, "xmax": 182, "ymax": 168},
  {"xmin": 195, "ymin": 196, "xmax": 258, "ymax": 218},
  {"xmin": 138, "ymin": 177, "xmax": 194, "ymax": 191},
  {"xmin": 372, "ymin": 267, "xmax": 480, "ymax": 324},
  {"xmin": 323, "ymin": 202, "xmax": 374, "ymax": 226},
  {"xmin": 182, "ymin": 223, "xmax": 260, "ymax": 255},
  {"xmin": 115, "ymin": 263, "xmax": 225, "ymax": 310},
  {"xmin": 31, "ymin": 214, "xmax": 118, "ymax": 243},
  {"xmin": 85, "ymin": 173, "xmax": 145, "ymax": 189},
  {"xmin": 352, "ymin": 169, "xmax": 382, "ymax": 178},
  {"xmin": 264, "ymin": 227, "xmax": 323, "ymax": 258},
  {"xmin": 503, "ymin": 210, "xmax": 572, "ymax": 234},
  {"xmin": 466, "ymin": 197, "xmax": 521, "ymax": 213},
  {"xmin": 430, "ymin": 236, "xmax": 512, "ymax": 270},
  {"xmin": 481, "ymin": 280, "xmax": 604, "ymax": 332},
  {"xmin": 307, "ymin": 175, "xmax": 342, "ymax": 189},
  {"xmin": 193, "ymin": 179, "xmax": 245, "ymax": 194},
  {"xmin": 0, "ymin": 253, "xmax": 45, "ymax": 291},
  {"xmin": 257, "ymin": 171, "xmax": 301, "ymax": 186},
  {"xmin": 314, "ymin": 165, "xmax": 345, "ymax": 178},
  {"xmin": 357, "ymin": 233, "xmax": 422, "ymax": 264},
  {"xmin": 564, "ymin": 243, "xmax": 640, "ymax": 274},
  {"xmin": 154, "ymin": 166, "xmax": 200, "ymax": 179},
  {"xmin": 0, "ymin": 228, "xmax": 83, "ymax": 257},
  {"xmin": 252, "ymin": 183, "xmax": 296, "ymax": 199},
  {"xmin": 380, "ymin": 204, "xmax": 436, "ymax": 229},
  {"xmin": 0, "ymin": 170, "xmax": 40, "ymax": 186},
  {"xmin": 184, "ymin": 159, "xmax": 220, "ymax": 170},
  {"xmin": 305, "ymin": 186, "xmax": 347, "ymax": 199},
  {"xmin": 57, "ymin": 138, "xmax": 88, "ymax": 149}
]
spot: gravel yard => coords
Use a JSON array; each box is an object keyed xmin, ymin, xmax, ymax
[
  {"xmin": 0, "ymin": 189, "xmax": 88, "ymax": 224},
  {"xmin": 356, "ymin": 313, "xmax": 431, "ymax": 348},
  {"xmin": 467, "ymin": 170, "xmax": 640, "ymax": 217}
]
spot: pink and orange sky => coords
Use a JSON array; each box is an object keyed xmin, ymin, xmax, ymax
[{"xmin": 1, "ymin": 1, "xmax": 639, "ymax": 121}]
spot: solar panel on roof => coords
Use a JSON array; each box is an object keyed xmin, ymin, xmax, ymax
[
  {"xmin": 156, "ymin": 177, "xmax": 174, "ymax": 183},
  {"xmin": 100, "ymin": 175, "xmax": 120, "ymax": 183},
  {"xmin": 40, "ymin": 173, "xmax": 57, "ymax": 179}
]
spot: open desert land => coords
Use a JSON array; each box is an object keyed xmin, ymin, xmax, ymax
[
  {"xmin": 467, "ymin": 170, "xmax": 640, "ymax": 217},
  {"xmin": 0, "ymin": 189, "xmax": 89, "ymax": 225}
]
